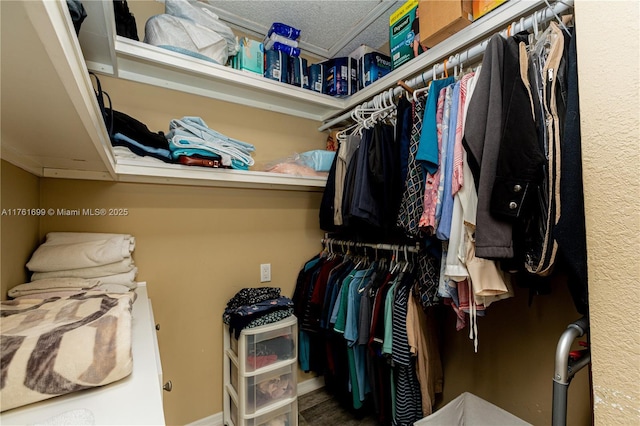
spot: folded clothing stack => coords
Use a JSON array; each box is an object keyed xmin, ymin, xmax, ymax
[
  {"xmin": 109, "ymin": 109, "xmax": 172, "ymax": 163},
  {"xmin": 19, "ymin": 232, "xmax": 138, "ymax": 298},
  {"xmin": 223, "ymin": 287, "xmax": 294, "ymax": 338},
  {"xmin": 167, "ymin": 116, "xmax": 256, "ymax": 170}
]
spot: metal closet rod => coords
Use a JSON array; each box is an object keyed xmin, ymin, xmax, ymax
[
  {"xmin": 321, "ymin": 238, "xmax": 421, "ymax": 254},
  {"xmin": 318, "ymin": 0, "xmax": 575, "ymax": 132}
]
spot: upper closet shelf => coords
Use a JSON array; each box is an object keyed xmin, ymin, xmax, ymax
[
  {"xmin": 113, "ymin": 37, "xmax": 345, "ymax": 121},
  {"xmin": 79, "ymin": 0, "xmax": 548, "ymax": 123}
]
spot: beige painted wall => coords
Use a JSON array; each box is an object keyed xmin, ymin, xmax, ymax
[
  {"xmin": 37, "ymin": 177, "xmax": 324, "ymax": 424},
  {"xmin": 574, "ymin": 1, "xmax": 640, "ymax": 424},
  {"xmin": 0, "ymin": 161, "xmax": 41, "ymax": 299}
]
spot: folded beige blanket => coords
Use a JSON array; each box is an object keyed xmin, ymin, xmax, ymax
[
  {"xmin": 10, "ymin": 285, "xmax": 134, "ymax": 301},
  {"xmin": 26, "ymin": 233, "xmax": 135, "ymax": 273},
  {"xmin": 31, "ymin": 258, "xmax": 135, "ymax": 280},
  {"xmin": 43, "ymin": 232, "xmax": 136, "ymax": 247},
  {"xmin": 8, "ymin": 278, "xmax": 100, "ymax": 298},
  {"xmin": 0, "ymin": 292, "xmax": 135, "ymax": 412},
  {"xmin": 91, "ymin": 267, "xmax": 137, "ymax": 288}
]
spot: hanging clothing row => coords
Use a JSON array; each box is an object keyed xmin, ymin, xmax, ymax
[
  {"xmin": 315, "ymin": 1, "xmax": 585, "ymax": 353},
  {"xmin": 292, "ymin": 242, "xmax": 442, "ymax": 426},
  {"xmin": 304, "ymin": 4, "xmax": 586, "ymax": 424}
]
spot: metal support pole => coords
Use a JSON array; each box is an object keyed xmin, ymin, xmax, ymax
[{"xmin": 552, "ymin": 316, "xmax": 590, "ymax": 426}]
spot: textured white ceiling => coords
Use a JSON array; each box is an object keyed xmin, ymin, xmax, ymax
[{"xmin": 204, "ymin": 0, "xmax": 401, "ymax": 59}]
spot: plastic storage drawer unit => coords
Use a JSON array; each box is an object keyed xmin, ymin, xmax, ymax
[{"xmin": 223, "ymin": 315, "xmax": 298, "ymax": 426}]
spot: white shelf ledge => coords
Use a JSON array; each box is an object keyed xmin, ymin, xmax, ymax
[{"xmin": 113, "ymin": 158, "xmax": 327, "ymax": 191}]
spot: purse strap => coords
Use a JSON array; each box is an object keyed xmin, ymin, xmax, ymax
[{"xmin": 89, "ymin": 72, "xmax": 114, "ymax": 138}]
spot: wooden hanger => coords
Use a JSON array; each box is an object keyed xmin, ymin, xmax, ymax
[{"xmin": 397, "ymin": 80, "xmax": 414, "ymax": 95}]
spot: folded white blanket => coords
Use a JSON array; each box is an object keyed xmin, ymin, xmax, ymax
[
  {"xmin": 92, "ymin": 267, "xmax": 138, "ymax": 288},
  {"xmin": 26, "ymin": 233, "xmax": 135, "ymax": 273},
  {"xmin": 31, "ymin": 258, "xmax": 135, "ymax": 280},
  {"xmin": 44, "ymin": 232, "xmax": 136, "ymax": 247},
  {"xmin": 8, "ymin": 278, "xmax": 100, "ymax": 298}
]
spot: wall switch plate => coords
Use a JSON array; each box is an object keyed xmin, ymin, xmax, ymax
[{"xmin": 260, "ymin": 263, "xmax": 271, "ymax": 282}]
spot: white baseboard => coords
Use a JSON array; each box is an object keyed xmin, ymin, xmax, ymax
[
  {"xmin": 297, "ymin": 375, "xmax": 325, "ymax": 396},
  {"xmin": 187, "ymin": 411, "xmax": 223, "ymax": 426},
  {"xmin": 187, "ymin": 377, "xmax": 325, "ymax": 426}
]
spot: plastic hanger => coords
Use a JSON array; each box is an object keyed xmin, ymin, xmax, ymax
[
  {"xmin": 400, "ymin": 246, "xmax": 410, "ymax": 273},
  {"xmin": 367, "ymin": 88, "xmax": 396, "ymax": 128},
  {"xmin": 376, "ymin": 88, "xmax": 396, "ymax": 124},
  {"xmin": 362, "ymin": 96, "xmax": 381, "ymax": 129},
  {"xmin": 458, "ymin": 51, "xmax": 466, "ymax": 76},
  {"xmin": 389, "ymin": 247, "xmax": 398, "ymax": 275},
  {"xmin": 453, "ymin": 54, "xmax": 460, "ymax": 79},
  {"xmin": 413, "ymin": 79, "xmax": 430, "ymax": 103},
  {"xmin": 357, "ymin": 258, "xmax": 376, "ymax": 294},
  {"xmin": 543, "ymin": 0, "xmax": 571, "ymax": 36},
  {"xmin": 533, "ymin": 9, "xmax": 541, "ymax": 41},
  {"xmin": 351, "ymin": 103, "xmax": 374, "ymax": 135}
]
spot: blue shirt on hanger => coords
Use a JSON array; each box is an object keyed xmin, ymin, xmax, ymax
[{"xmin": 416, "ymin": 76, "xmax": 455, "ymax": 175}]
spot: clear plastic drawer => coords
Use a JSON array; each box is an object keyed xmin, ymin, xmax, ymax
[
  {"xmin": 229, "ymin": 316, "xmax": 297, "ymax": 372},
  {"xmin": 245, "ymin": 363, "xmax": 296, "ymax": 414},
  {"xmin": 230, "ymin": 395, "xmax": 297, "ymax": 426},
  {"xmin": 247, "ymin": 400, "xmax": 297, "ymax": 426}
]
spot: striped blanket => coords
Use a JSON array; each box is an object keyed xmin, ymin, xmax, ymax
[{"xmin": 0, "ymin": 292, "xmax": 135, "ymax": 412}]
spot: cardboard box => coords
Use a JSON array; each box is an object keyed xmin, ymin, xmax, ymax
[
  {"xmin": 419, "ymin": 0, "xmax": 473, "ymax": 48},
  {"xmin": 389, "ymin": 0, "xmax": 423, "ymax": 70},
  {"xmin": 237, "ymin": 37, "xmax": 264, "ymax": 75},
  {"xmin": 473, "ymin": 0, "xmax": 508, "ymax": 19}
]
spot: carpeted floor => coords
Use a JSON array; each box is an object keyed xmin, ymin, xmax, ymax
[{"xmin": 298, "ymin": 388, "xmax": 379, "ymax": 426}]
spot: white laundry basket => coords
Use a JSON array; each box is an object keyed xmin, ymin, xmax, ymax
[{"xmin": 415, "ymin": 392, "xmax": 532, "ymax": 425}]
